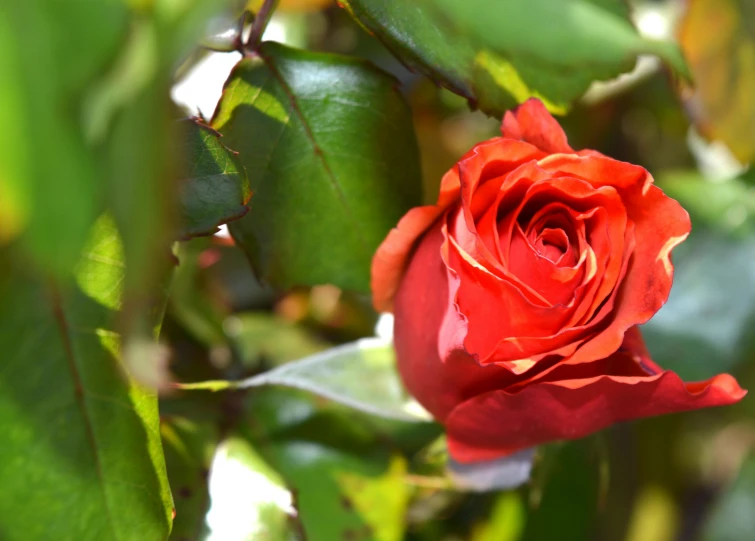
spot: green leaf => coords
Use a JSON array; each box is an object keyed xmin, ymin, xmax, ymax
[
  {"xmin": 0, "ymin": 217, "xmax": 173, "ymax": 541},
  {"xmin": 240, "ymin": 387, "xmax": 416, "ymax": 541},
  {"xmin": 522, "ymin": 440, "xmax": 603, "ymax": 540},
  {"xmin": 471, "ymin": 492, "xmax": 527, "ymax": 541},
  {"xmin": 640, "ymin": 172, "xmax": 755, "ymax": 379},
  {"xmin": 204, "ymin": 437, "xmax": 299, "ymax": 541},
  {"xmin": 177, "ymin": 119, "xmax": 250, "ymax": 240},
  {"xmin": 0, "ymin": 0, "xmax": 127, "ymax": 275},
  {"xmin": 228, "ymin": 312, "xmax": 331, "ymax": 367},
  {"xmin": 340, "ymin": 0, "xmax": 688, "ymax": 116},
  {"xmin": 702, "ymin": 455, "xmax": 755, "ymax": 541},
  {"xmin": 179, "ymin": 338, "xmax": 432, "ymax": 422},
  {"xmin": 212, "ymin": 41, "xmax": 422, "ymax": 292},
  {"xmin": 162, "ymin": 417, "xmax": 219, "ymax": 541},
  {"xmin": 657, "ymin": 171, "xmax": 755, "ymax": 236},
  {"xmin": 641, "ymin": 227, "xmax": 755, "ymax": 381}
]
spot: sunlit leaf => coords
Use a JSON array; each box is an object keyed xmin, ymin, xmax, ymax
[
  {"xmin": 0, "ymin": 218, "xmax": 173, "ymax": 541},
  {"xmin": 471, "ymin": 492, "xmax": 526, "ymax": 541},
  {"xmin": 205, "ymin": 437, "xmax": 300, "ymax": 541},
  {"xmin": 340, "ymin": 0, "xmax": 688, "ymax": 116},
  {"xmin": 679, "ymin": 0, "xmax": 755, "ymax": 164},
  {"xmin": 248, "ymin": 0, "xmax": 331, "ymax": 12},
  {"xmin": 212, "ymin": 41, "xmax": 422, "ymax": 292}
]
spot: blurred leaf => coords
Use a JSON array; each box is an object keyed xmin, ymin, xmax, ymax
[
  {"xmin": 0, "ymin": 218, "xmax": 173, "ymax": 541},
  {"xmin": 227, "ymin": 312, "xmax": 330, "ymax": 367},
  {"xmin": 448, "ymin": 448, "xmax": 535, "ymax": 492},
  {"xmin": 162, "ymin": 417, "xmax": 219, "ymax": 541},
  {"xmin": 0, "ymin": 0, "xmax": 127, "ymax": 274},
  {"xmin": 522, "ymin": 441, "xmax": 602, "ymax": 540},
  {"xmin": 240, "ymin": 387, "xmax": 416, "ymax": 541},
  {"xmin": 170, "ymin": 239, "xmax": 230, "ymax": 347},
  {"xmin": 212, "ymin": 41, "xmax": 422, "ymax": 292},
  {"xmin": 679, "ymin": 0, "xmax": 755, "ymax": 164},
  {"xmin": 470, "ymin": 492, "xmax": 526, "ymax": 541},
  {"xmin": 624, "ymin": 486, "xmax": 679, "ymax": 541},
  {"xmin": 248, "ymin": 0, "xmax": 331, "ymax": 12},
  {"xmin": 641, "ymin": 227, "xmax": 755, "ymax": 380},
  {"xmin": 340, "ymin": 0, "xmax": 687, "ymax": 116},
  {"xmin": 179, "ymin": 338, "xmax": 431, "ymax": 422},
  {"xmin": 205, "ymin": 437, "xmax": 300, "ymax": 541},
  {"xmin": 177, "ymin": 119, "xmax": 250, "ymax": 240},
  {"xmin": 658, "ymin": 171, "xmax": 755, "ymax": 236},
  {"xmin": 701, "ymin": 455, "xmax": 755, "ymax": 541}
]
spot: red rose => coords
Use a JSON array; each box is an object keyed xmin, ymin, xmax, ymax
[{"xmin": 372, "ymin": 99, "xmax": 746, "ymax": 463}]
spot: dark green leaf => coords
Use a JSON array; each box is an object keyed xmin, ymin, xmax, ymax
[
  {"xmin": 177, "ymin": 119, "xmax": 250, "ymax": 239},
  {"xmin": 212, "ymin": 41, "xmax": 422, "ymax": 292},
  {"xmin": 0, "ymin": 216, "xmax": 173, "ymax": 541},
  {"xmin": 340, "ymin": 0, "xmax": 688, "ymax": 116},
  {"xmin": 522, "ymin": 440, "xmax": 603, "ymax": 540}
]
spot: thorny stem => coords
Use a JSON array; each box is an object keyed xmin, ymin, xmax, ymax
[{"xmin": 244, "ymin": 0, "xmax": 279, "ymax": 55}]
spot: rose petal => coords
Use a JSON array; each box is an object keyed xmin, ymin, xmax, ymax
[
  {"xmin": 501, "ymin": 98, "xmax": 574, "ymax": 154},
  {"xmin": 538, "ymin": 155, "xmax": 691, "ymax": 365},
  {"xmin": 372, "ymin": 138, "xmax": 544, "ymax": 312},
  {"xmin": 393, "ymin": 220, "xmax": 521, "ymax": 420},
  {"xmin": 446, "ymin": 356, "xmax": 746, "ymax": 462}
]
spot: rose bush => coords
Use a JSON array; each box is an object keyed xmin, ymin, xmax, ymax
[{"xmin": 372, "ymin": 99, "xmax": 746, "ymax": 463}]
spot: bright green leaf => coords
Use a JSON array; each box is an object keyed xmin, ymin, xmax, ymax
[
  {"xmin": 177, "ymin": 119, "xmax": 250, "ymax": 239},
  {"xmin": 0, "ymin": 219, "xmax": 173, "ymax": 541},
  {"xmin": 212, "ymin": 41, "xmax": 422, "ymax": 292}
]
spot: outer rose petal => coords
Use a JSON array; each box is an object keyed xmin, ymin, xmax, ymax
[
  {"xmin": 501, "ymin": 98, "xmax": 574, "ymax": 154},
  {"xmin": 445, "ymin": 355, "xmax": 746, "ymax": 463},
  {"xmin": 393, "ymin": 220, "xmax": 520, "ymax": 420}
]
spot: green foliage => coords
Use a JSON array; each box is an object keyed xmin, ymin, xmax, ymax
[
  {"xmin": 213, "ymin": 41, "xmax": 422, "ymax": 292},
  {"xmin": 0, "ymin": 218, "xmax": 173, "ymax": 541},
  {"xmin": 240, "ymin": 387, "xmax": 421, "ymax": 541},
  {"xmin": 340, "ymin": 0, "xmax": 688, "ymax": 115},
  {"xmin": 0, "ymin": 0, "xmax": 752, "ymax": 540},
  {"xmin": 177, "ymin": 119, "xmax": 250, "ymax": 239}
]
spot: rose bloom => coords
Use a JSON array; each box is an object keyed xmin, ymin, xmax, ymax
[{"xmin": 372, "ymin": 99, "xmax": 746, "ymax": 463}]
